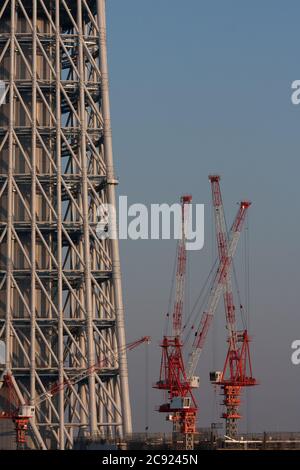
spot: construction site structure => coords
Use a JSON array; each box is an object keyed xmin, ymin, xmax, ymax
[
  {"xmin": 208, "ymin": 175, "xmax": 257, "ymax": 438},
  {"xmin": 0, "ymin": 0, "xmax": 132, "ymax": 449},
  {"xmin": 155, "ymin": 184, "xmax": 251, "ymax": 450},
  {"xmin": 0, "ymin": 337, "xmax": 150, "ymax": 449}
]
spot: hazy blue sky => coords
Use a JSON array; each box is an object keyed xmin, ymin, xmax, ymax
[{"xmin": 106, "ymin": 0, "xmax": 300, "ymax": 434}]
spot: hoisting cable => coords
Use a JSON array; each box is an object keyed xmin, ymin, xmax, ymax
[
  {"xmin": 210, "ymin": 203, "xmax": 219, "ymax": 423},
  {"xmin": 182, "ymin": 256, "xmax": 219, "ymax": 345},
  {"xmin": 223, "ymin": 205, "xmax": 247, "ymax": 330},
  {"xmin": 185, "ymin": 245, "xmax": 190, "ymax": 334},
  {"xmin": 164, "ymin": 240, "xmax": 178, "ymax": 336},
  {"xmin": 244, "ymin": 211, "xmax": 250, "ymax": 329},
  {"xmin": 232, "ymin": 261, "xmax": 247, "ymax": 330},
  {"xmin": 244, "ymin": 211, "xmax": 251, "ymax": 433},
  {"xmin": 145, "ymin": 339, "xmax": 150, "ymax": 433}
]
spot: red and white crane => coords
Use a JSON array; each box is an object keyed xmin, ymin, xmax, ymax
[
  {"xmin": 208, "ymin": 175, "xmax": 257, "ymax": 438},
  {"xmin": 0, "ymin": 336, "xmax": 150, "ymax": 449},
  {"xmin": 154, "ymin": 196, "xmax": 197, "ymax": 449},
  {"xmin": 186, "ymin": 199, "xmax": 251, "ymax": 380},
  {"xmin": 155, "ymin": 187, "xmax": 251, "ymax": 450}
]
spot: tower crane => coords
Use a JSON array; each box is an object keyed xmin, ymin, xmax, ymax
[
  {"xmin": 208, "ymin": 175, "xmax": 257, "ymax": 438},
  {"xmin": 186, "ymin": 200, "xmax": 251, "ymax": 379},
  {"xmin": 154, "ymin": 196, "xmax": 197, "ymax": 449},
  {"xmin": 0, "ymin": 336, "xmax": 150, "ymax": 449},
  {"xmin": 155, "ymin": 188, "xmax": 251, "ymax": 450}
]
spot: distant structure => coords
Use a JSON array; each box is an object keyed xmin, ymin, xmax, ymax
[{"xmin": 0, "ymin": 0, "xmax": 131, "ymax": 449}]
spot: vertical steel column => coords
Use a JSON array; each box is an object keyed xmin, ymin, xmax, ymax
[
  {"xmin": 5, "ymin": 0, "xmax": 15, "ymax": 370},
  {"xmin": 97, "ymin": 0, "xmax": 132, "ymax": 435},
  {"xmin": 77, "ymin": 0, "xmax": 97, "ymax": 435},
  {"xmin": 30, "ymin": 0, "xmax": 37, "ymax": 409},
  {"xmin": 55, "ymin": 0, "xmax": 65, "ymax": 449}
]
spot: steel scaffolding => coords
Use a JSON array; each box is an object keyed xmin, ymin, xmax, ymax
[{"xmin": 0, "ymin": 0, "xmax": 132, "ymax": 449}]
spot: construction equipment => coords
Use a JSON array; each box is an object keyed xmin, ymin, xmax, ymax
[
  {"xmin": 155, "ymin": 183, "xmax": 251, "ymax": 450},
  {"xmin": 186, "ymin": 200, "xmax": 251, "ymax": 378},
  {"xmin": 0, "ymin": 336, "xmax": 150, "ymax": 449},
  {"xmin": 0, "ymin": 374, "xmax": 35, "ymax": 449},
  {"xmin": 208, "ymin": 175, "xmax": 257, "ymax": 438},
  {"xmin": 154, "ymin": 195, "xmax": 197, "ymax": 450}
]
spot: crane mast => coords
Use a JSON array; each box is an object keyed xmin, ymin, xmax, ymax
[{"xmin": 209, "ymin": 175, "xmax": 257, "ymax": 438}]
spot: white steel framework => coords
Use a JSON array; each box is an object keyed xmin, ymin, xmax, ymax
[{"xmin": 0, "ymin": 0, "xmax": 132, "ymax": 449}]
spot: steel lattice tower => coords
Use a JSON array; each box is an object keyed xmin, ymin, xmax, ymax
[{"xmin": 0, "ymin": 0, "xmax": 132, "ymax": 449}]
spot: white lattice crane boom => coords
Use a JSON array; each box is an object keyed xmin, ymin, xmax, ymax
[
  {"xmin": 209, "ymin": 175, "xmax": 238, "ymax": 352},
  {"xmin": 186, "ymin": 201, "xmax": 251, "ymax": 379},
  {"xmin": 172, "ymin": 195, "xmax": 192, "ymax": 337}
]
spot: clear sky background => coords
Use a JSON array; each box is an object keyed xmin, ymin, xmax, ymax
[{"xmin": 106, "ymin": 0, "xmax": 300, "ymax": 434}]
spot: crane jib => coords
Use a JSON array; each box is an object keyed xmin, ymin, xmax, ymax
[{"xmin": 187, "ymin": 202, "xmax": 250, "ymax": 378}]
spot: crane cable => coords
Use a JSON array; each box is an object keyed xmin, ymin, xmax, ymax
[
  {"xmin": 244, "ymin": 211, "xmax": 250, "ymax": 329},
  {"xmin": 182, "ymin": 257, "xmax": 218, "ymax": 346},
  {"xmin": 223, "ymin": 204, "xmax": 248, "ymax": 330},
  {"xmin": 210, "ymin": 203, "xmax": 219, "ymax": 423},
  {"xmin": 145, "ymin": 340, "xmax": 150, "ymax": 433},
  {"xmin": 164, "ymin": 240, "xmax": 178, "ymax": 336},
  {"xmin": 185, "ymin": 244, "xmax": 190, "ymax": 332},
  {"xmin": 244, "ymin": 211, "xmax": 251, "ymax": 433}
]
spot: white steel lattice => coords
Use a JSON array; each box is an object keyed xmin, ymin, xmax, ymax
[{"xmin": 0, "ymin": 0, "xmax": 132, "ymax": 449}]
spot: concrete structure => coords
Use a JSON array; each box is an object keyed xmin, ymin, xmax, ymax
[{"xmin": 0, "ymin": 0, "xmax": 131, "ymax": 449}]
